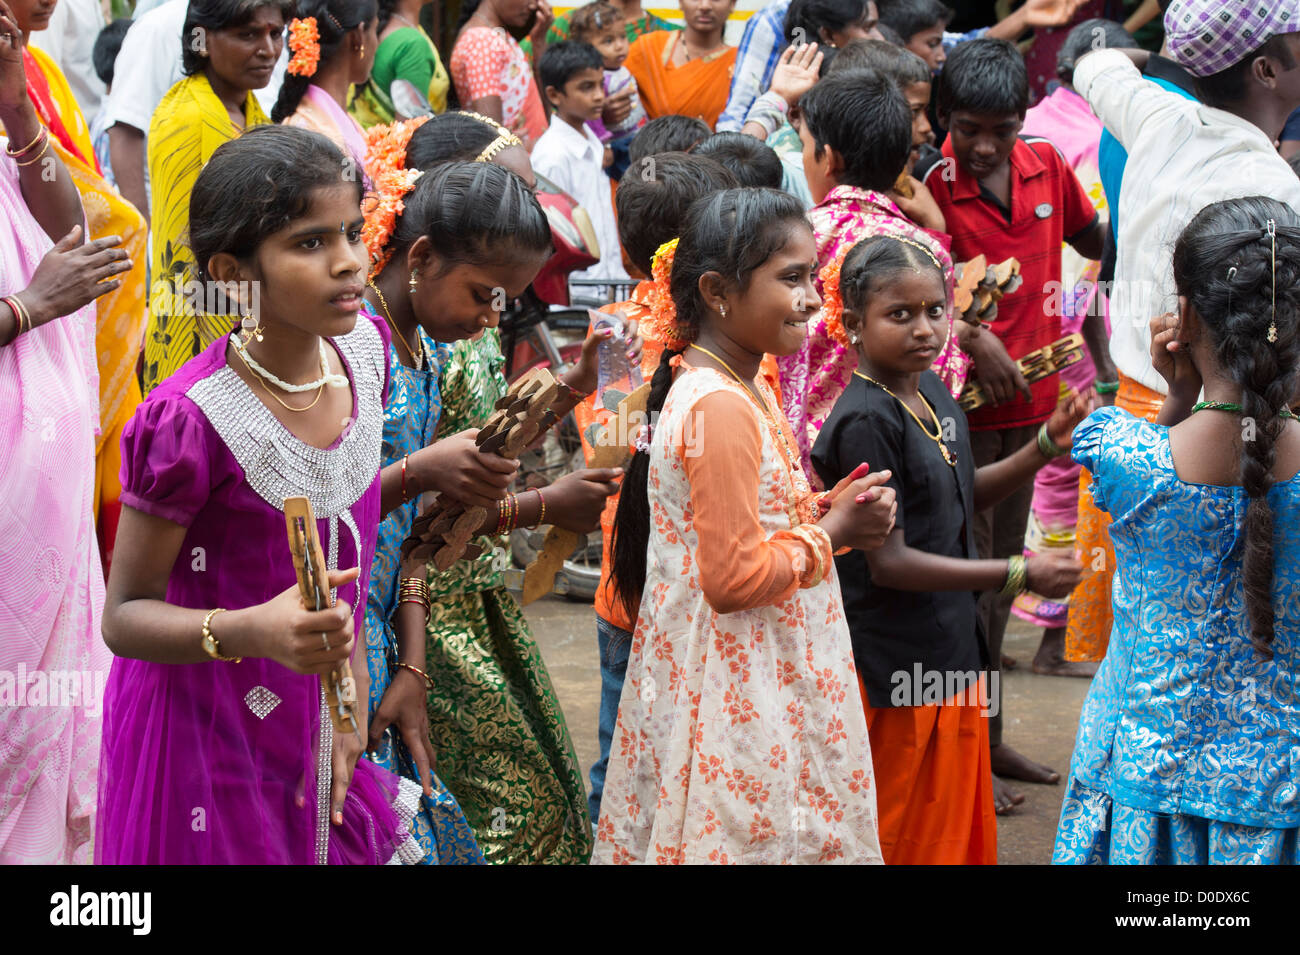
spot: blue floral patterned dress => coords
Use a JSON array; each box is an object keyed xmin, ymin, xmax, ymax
[
  {"xmin": 362, "ymin": 304, "xmax": 485, "ymax": 864},
  {"xmin": 1054, "ymin": 408, "xmax": 1300, "ymax": 865}
]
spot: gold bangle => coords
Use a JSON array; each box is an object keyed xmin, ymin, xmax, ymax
[
  {"xmin": 4, "ymin": 296, "xmax": 30, "ymax": 336},
  {"xmin": 200, "ymin": 608, "xmax": 241, "ymax": 662},
  {"xmin": 396, "ymin": 661, "xmax": 435, "ymax": 691},
  {"xmin": 14, "ymin": 136, "xmax": 49, "ymax": 168},
  {"xmin": 5, "ymin": 126, "xmax": 44, "ymax": 158},
  {"xmin": 529, "ymin": 487, "xmax": 546, "ymax": 527}
]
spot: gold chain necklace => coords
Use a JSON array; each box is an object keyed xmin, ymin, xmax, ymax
[
  {"xmin": 689, "ymin": 344, "xmax": 811, "ymax": 525},
  {"xmin": 368, "ymin": 281, "xmax": 423, "ymax": 369},
  {"xmin": 234, "ymin": 346, "xmax": 326, "ymax": 413},
  {"xmin": 853, "ymin": 370, "xmax": 956, "ymax": 467}
]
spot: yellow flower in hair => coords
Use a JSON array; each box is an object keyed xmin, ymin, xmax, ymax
[
  {"xmin": 287, "ymin": 17, "xmax": 321, "ymax": 77},
  {"xmin": 642, "ymin": 238, "xmax": 692, "ymax": 349}
]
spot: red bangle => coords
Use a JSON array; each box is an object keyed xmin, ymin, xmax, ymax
[{"xmin": 401, "ymin": 455, "xmax": 410, "ymax": 503}]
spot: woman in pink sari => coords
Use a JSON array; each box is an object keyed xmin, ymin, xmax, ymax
[{"xmin": 0, "ymin": 4, "xmax": 133, "ymax": 864}]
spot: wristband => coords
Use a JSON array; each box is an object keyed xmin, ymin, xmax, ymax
[
  {"xmin": 1094, "ymin": 379, "xmax": 1120, "ymax": 395},
  {"xmin": 1036, "ymin": 422, "xmax": 1069, "ymax": 459},
  {"xmin": 999, "ymin": 556, "xmax": 1027, "ymax": 597}
]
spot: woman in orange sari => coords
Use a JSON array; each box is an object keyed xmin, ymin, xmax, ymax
[
  {"xmin": 624, "ymin": 0, "xmax": 736, "ymax": 129},
  {"xmin": 9, "ymin": 0, "xmax": 147, "ymax": 571}
]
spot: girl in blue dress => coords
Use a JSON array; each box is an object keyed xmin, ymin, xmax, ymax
[{"xmin": 1055, "ymin": 195, "xmax": 1300, "ymax": 865}]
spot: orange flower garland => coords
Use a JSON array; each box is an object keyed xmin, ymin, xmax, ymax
[
  {"xmin": 361, "ymin": 117, "xmax": 431, "ymax": 277},
  {"xmin": 287, "ymin": 17, "xmax": 321, "ymax": 77},
  {"xmin": 819, "ymin": 246, "xmax": 853, "ymax": 349},
  {"xmin": 641, "ymin": 238, "xmax": 693, "ymax": 349}
]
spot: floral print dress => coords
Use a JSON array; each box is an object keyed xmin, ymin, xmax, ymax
[{"xmin": 594, "ymin": 362, "xmax": 882, "ymax": 864}]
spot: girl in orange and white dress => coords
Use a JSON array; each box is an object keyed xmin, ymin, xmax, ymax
[{"xmin": 596, "ymin": 187, "xmax": 896, "ymax": 864}]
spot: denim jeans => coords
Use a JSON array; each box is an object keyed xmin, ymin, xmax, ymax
[{"xmin": 587, "ymin": 615, "xmax": 632, "ymax": 825}]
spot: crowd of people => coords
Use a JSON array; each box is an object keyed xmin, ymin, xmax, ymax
[{"xmin": 1, "ymin": 0, "xmax": 1298, "ymax": 867}]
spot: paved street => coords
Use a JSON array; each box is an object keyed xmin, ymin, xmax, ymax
[{"xmin": 523, "ymin": 591, "xmax": 1092, "ymax": 864}]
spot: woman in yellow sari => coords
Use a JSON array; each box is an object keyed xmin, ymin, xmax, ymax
[
  {"xmin": 9, "ymin": 0, "xmax": 147, "ymax": 571},
  {"xmin": 142, "ymin": 0, "xmax": 290, "ymax": 395},
  {"xmin": 624, "ymin": 0, "xmax": 736, "ymax": 129}
]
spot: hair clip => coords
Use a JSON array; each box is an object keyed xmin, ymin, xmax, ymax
[
  {"xmin": 1268, "ymin": 219, "xmax": 1278, "ymax": 343},
  {"xmin": 475, "ymin": 133, "xmax": 522, "ymax": 164}
]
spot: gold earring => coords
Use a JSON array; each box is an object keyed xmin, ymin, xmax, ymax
[
  {"xmin": 359, "ymin": 42, "xmax": 365, "ymax": 56},
  {"xmin": 239, "ymin": 304, "xmax": 265, "ymax": 344},
  {"xmin": 409, "ymin": 269, "xmax": 418, "ymax": 293}
]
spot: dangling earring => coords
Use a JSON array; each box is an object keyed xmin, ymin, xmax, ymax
[
  {"xmin": 1267, "ymin": 219, "xmax": 1279, "ymax": 343},
  {"xmin": 240, "ymin": 303, "xmax": 264, "ymax": 344},
  {"xmin": 409, "ymin": 269, "xmax": 418, "ymax": 293},
  {"xmin": 359, "ymin": 42, "xmax": 365, "ymax": 57},
  {"xmin": 719, "ymin": 302, "xmax": 728, "ymax": 319}
]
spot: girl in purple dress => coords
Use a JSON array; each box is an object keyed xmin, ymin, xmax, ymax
[{"xmin": 96, "ymin": 126, "xmax": 422, "ymax": 864}]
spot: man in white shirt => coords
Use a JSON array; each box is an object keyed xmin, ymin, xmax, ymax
[
  {"xmin": 102, "ymin": 0, "xmax": 286, "ymax": 224},
  {"xmin": 1075, "ymin": 0, "xmax": 1300, "ymax": 400},
  {"xmin": 531, "ymin": 41, "xmax": 630, "ymax": 299}
]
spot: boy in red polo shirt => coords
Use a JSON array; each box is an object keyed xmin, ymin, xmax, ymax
[{"xmin": 916, "ymin": 37, "xmax": 1105, "ymax": 815}]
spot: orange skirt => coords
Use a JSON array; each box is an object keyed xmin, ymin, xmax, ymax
[
  {"xmin": 859, "ymin": 674, "xmax": 997, "ymax": 865},
  {"xmin": 1065, "ymin": 374, "xmax": 1164, "ymax": 662}
]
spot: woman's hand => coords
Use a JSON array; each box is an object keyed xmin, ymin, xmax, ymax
[
  {"xmin": 1023, "ymin": 0, "xmax": 1088, "ymax": 27},
  {"xmin": 1044, "ymin": 386, "xmax": 1095, "ymax": 448},
  {"xmin": 527, "ymin": 0, "xmax": 554, "ymax": 48},
  {"xmin": 540, "ymin": 467, "xmax": 623, "ymax": 532},
  {"xmin": 17, "ymin": 226, "xmax": 132, "ymax": 327},
  {"xmin": 890, "ymin": 176, "xmax": 946, "ymax": 233},
  {"xmin": 768, "ymin": 41, "xmax": 823, "ymax": 108},
  {"xmin": 249, "ymin": 567, "xmax": 360, "ymax": 676},
  {"xmin": 1025, "ymin": 551, "xmax": 1083, "ymax": 599},
  {"xmin": 0, "ymin": 2, "xmax": 28, "ymax": 111},
  {"xmin": 602, "ymin": 86, "xmax": 634, "ymax": 128},
  {"xmin": 819, "ymin": 468, "xmax": 897, "ymax": 551},
  {"xmin": 411, "ymin": 429, "xmax": 518, "ymax": 509},
  {"xmin": 1149, "ymin": 311, "xmax": 1200, "ymax": 400},
  {"xmin": 367, "ymin": 664, "xmax": 436, "ymax": 797}
]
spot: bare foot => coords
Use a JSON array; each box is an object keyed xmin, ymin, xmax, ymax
[
  {"xmin": 992, "ymin": 774, "xmax": 1024, "ymax": 815},
  {"xmin": 1031, "ymin": 627, "xmax": 1099, "ymax": 677},
  {"xmin": 990, "ymin": 742, "xmax": 1059, "ymax": 785},
  {"xmin": 1000, "ymin": 653, "xmax": 1018, "ymax": 670}
]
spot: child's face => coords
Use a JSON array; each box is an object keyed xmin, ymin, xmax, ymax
[
  {"xmin": 906, "ymin": 23, "xmax": 946, "ymax": 72},
  {"xmin": 849, "ymin": 269, "xmax": 948, "ymax": 375},
  {"xmin": 717, "ymin": 224, "xmax": 821, "ymax": 358},
  {"xmin": 903, "ymin": 81, "xmax": 933, "ymax": 168},
  {"xmin": 249, "ymin": 182, "xmax": 367, "ymax": 339},
  {"xmin": 945, "ymin": 109, "xmax": 1022, "ymax": 180},
  {"xmin": 547, "ymin": 67, "xmax": 607, "ymax": 123},
  {"xmin": 796, "ymin": 116, "xmax": 835, "ymax": 205},
  {"xmin": 409, "ymin": 244, "xmax": 551, "ymax": 342},
  {"xmin": 592, "ymin": 25, "xmax": 629, "ymax": 69},
  {"xmin": 824, "ymin": 0, "xmax": 882, "ymax": 47}
]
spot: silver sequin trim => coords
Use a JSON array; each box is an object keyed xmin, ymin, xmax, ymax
[
  {"xmin": 315, "ymin": 688, "xmax": 332, "ymax": 865},
  {"xmin": 244, "ymin": 685, "xmax": 281, "ymax": 719},
  {"xmin": 186, "ymin": 320, "xmax": 386, "ymax": 519}
]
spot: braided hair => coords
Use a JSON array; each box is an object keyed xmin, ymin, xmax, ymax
[
  {"xmin": 839, "ymin": 233, "xmax": 944, "ymax": 319},
  {"xmin": 609, "ymin": 187, "xmax": 811, "ymax": 617},
  {"xmin": 271, "ymin": 0, "xmax": 379, "ymax": 123},
  {"xmin": 1171, "ymin": 195, "xmax": 1300, "ymax": 659}
]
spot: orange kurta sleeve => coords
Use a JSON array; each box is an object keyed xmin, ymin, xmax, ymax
[{"xmin": 680, "ymin": 388, "xmax": 833, "ymax": 615}]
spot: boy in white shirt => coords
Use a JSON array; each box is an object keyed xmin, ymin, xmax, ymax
[{"xmin": 532, "ymin": 40, "xmax": 630, "ymax": 299}]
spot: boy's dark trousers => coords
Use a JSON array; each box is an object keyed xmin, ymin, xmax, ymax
[{"xmin": 969, "ymin": 422, "xmax": 1039, "ymax": 748}]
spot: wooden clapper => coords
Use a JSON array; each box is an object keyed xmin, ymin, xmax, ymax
[
  {"xmin": 520, "ymin": 382, "xmax": 651, "ymax": 605},
  {"xmin": 284, "ymin": 496, "xmax": 363, "ymax": 744}
]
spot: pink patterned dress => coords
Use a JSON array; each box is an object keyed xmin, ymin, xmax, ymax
[
  {"xmin": 449, "ymin": 26, "xmax": 548, "ymax": 151},
  {"xmin": 594, "ymin": 362, "xmax": 882, "ymax": 864},
  {"xmin": 781, "ymin": 186, "xmax": 969, "ymax": 486},
  {"xmin": 0, "ymin": 154, "xmax": 108, "ymax": 864}
]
